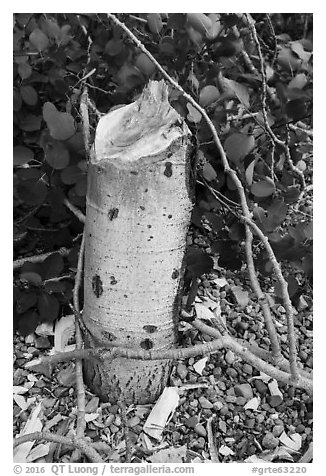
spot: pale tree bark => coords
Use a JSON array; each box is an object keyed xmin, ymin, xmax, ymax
[{"xmin": 82, "ymin": 80, "xmax": 195, "ymax": 404}]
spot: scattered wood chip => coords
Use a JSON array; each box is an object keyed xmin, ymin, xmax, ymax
[
  {"xmin": 193, "ymin": 357, "xmax": 208, "ymax": 375},
  {"xmin": 244, "ymin": 397, "xmax": 260, "ymax": 411},
  {"xmin": 14, "ymin": 402, "xmax": 43, "ymax": 463},
  {"xmin": 143, "ymin": 387, "xmax": 179, "ymax": 450},
  {"xmin": 279, "ymin": 431, "xmax": 302, "ymax": 452},
  {"xmin": 54, "ymin": 314, "xmax": 75, "ymax": 352}
]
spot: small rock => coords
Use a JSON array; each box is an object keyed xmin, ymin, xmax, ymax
[
  {"xmin": 267, "ymin": 395, "xmax": 283, "ymax": 408},
  {"xmin": 245, "ymin": 418, "xmax": 255, "ymax": 429},
  {"xmin": 217, "ymin": 381, "xmax": 226, "ymax": 391},
  {"xmin": 213, "ymin": 367, "xmax": 222, "ymax": 378},
  {"xmin": 243, "ymin": 364, "xmax": 253, "ymax": 375},
  {"xmin": 225, "ymin": 395, "xmax": 237, "ymax": 403},
  {"xmin": 254, "ymin": 380, "xmax": 268, "ymax": 395},
  {"xmin": 194, "ymin": 423, "xmax": 207, "ymax": 437},
  {"xmin": 172, "ymin": 431, "xmax": 181, "ymax": 443},
  {"xmin": 127, "ymin": 416, "xmax": 140, "ymax": 428},
  {"xmin": 225, "ymin": 350, "xmax": 235, "ymax": 365},
  {"xmin": 85, "ymin": 396, "xmax": 100, "ymax": 413},
  {"xmin": 220, "ymin": 405, "xmax": 229, "ymax": 416},
  {"xmin": 27, "ymin": 347, "xmax": 39, "ymax": 356},
  {"xmin": 256, "ymin": 414, "xmax": 265, "ymax": 424},
  {"xmin": 109, "ymin": 424, "xmax": 119, "ymax": 433},
  {"xmin": 236, "ymin": 396, "xmax": 247, "ymax": 406},
  {"xmin": 272, "ymin": 424, "xmax": 284, "ymax": 437},
  {"xmin": 56, "ymin": 363, "xmax": 76, "ymax": 387},
  {"xmin": 190, "ymin": 399, "xmax": 199, "ymax": 408},
  {"xmin": 262, "ymin": 432, "xmax": 279, "ymax": 449},
  {"xmin": 13, "ymin": 368, "xmax": 26, "ymax": 386},
  {"xmin": 234, "ymin": 383, "xmax": 253, "ymax": 400},
  {"xmin": 54, "ymin": 386, "xmax": 69, "ymax": 398},
  {"xmin": 176, "ymin": 363, "xmax": 188, "ymax": 380},
  {"xmin": 185, "ymin": 416, "xmax": 198, "ymax": 429},
  {"xmin": 194, "ymin": 437, "xmax": 206, "ymax": 449},
  {"xmin": 226, "ymin": 367, "xmax": 238, "ymax": 378},
  {"xmin": 296, "ymin": 424, "xmax": 306, "ymax": 433},
  {"xmin": 219, "ymin": 420, "xmax": 227, "ymax": 433},
  {"xmin": 199, "ymin": 396, "xmax": 213, "ymax": 409},
  {"xmin": 35, "ymin": 336, "xmax": 51, "ymax": 349},
  {"xmin": 213, "ymin": 401, "xmax": 224, "ymax": 411}
]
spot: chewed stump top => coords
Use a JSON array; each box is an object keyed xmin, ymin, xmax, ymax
[{"xmin": 93, "ymin": 80, "xmax": 189, "ymax": 165}]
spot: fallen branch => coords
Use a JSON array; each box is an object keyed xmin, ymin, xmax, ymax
[
  {"xmin": 26, "ymin": 328, "xmax": 312, "ymax": 395},
  {"xmin": 13, "ymin": 431, "xmax": 103, "ymax": 463}
]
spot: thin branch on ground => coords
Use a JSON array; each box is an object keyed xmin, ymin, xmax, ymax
[
  {"xmin": 244, "ymin": 226, "xmax": 282, "ymax": 361},
  {"xmin": 13, "ymin": 247, "xmax": 70, "ymax": 270},
  {"xmin": 26, "ymin": 326, "xmax": 312, "ymax": 395},
  {"xmin": 191, "ymin": 319, "xmax": 312, "ymax": 381},
  {"xmin": 71, "ymin": 231, "xmax": 86, "ymax": 461},
  {"xmin": 13, "ymin": 431, "xmax": 103, "ymax": 463},
  {"xmin": 63, "ymin": 198, "xmax": 86, "ymax": 223}
]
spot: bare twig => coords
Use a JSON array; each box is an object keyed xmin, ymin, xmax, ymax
[
  {"xmin": 13, "ymin": 247, "xmax": 70, "ymax": 270},
  {"xmin": 244, "ymin": 227, "xmax": 282, "ymax": 361},
  {"xmin": 63, "ymin": 198, "xmax": 86, "ymax": 223}
]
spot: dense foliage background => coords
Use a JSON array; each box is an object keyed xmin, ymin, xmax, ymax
[{"xmin": 13, "ymin": 13, "xmax": 312, "ymax": 337}]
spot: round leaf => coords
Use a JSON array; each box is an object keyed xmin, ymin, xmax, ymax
[
  {"xmin": 224, "ymin": 133, "xmax": 255, "ymax": 164},
  {"xmin": 202, "ymin": 162, "xmax": 217, "ymax": 182},
  {"xmin": 135, "ymin": 53, "xmax": 156, "ymax": 76},
  {"xmin": 186, "ymin": 103, "xmax": 202, "ymax": 123},
  {"xmin": 147, "ymin": 13, "xmax": 163, "ymax": 34},
  {"xmin": 18, "ymin": 62, "xmax": 32, "ymax": 80},
  {"xmin": 199, "ymin": 85, "xmax": 220, "ymax": 107},
  {"xmin": 45, "ymin": 141, "xmax": 70, "ymax": 169},
  {"xmin": 29, "ymin": 28, "xmax": 49, "ymax": 51},
  {"xmin": 13, "ymin": 146, "xmax": 34, "ymax": 166},
  {"xmin": 43, "ymin": 102, "xmax": 76, "ymax": 141},
  {"xmin": 20, "ymin": 85, "xmax": 38, "ymax": 106},
  {"xmin": 187, "ymin": 13, "xmax": 212, "ymax": 35},
  {"xmin": 251, "ymin": 180, "xmax": 275, "ymax": 198}
]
